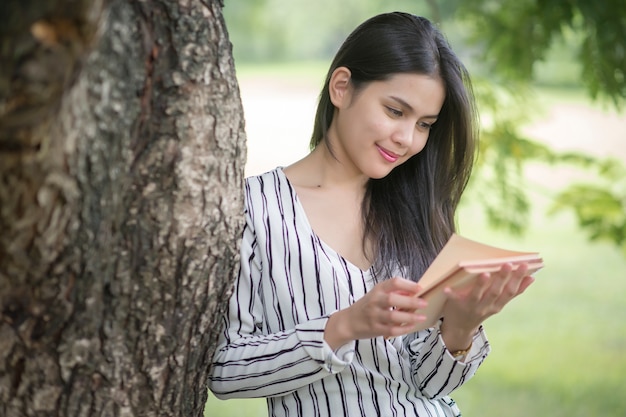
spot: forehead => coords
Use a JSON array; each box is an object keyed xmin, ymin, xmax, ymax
[{"xmin": 361, "ymin": 73, "xmax": 445, "ymax": 113}]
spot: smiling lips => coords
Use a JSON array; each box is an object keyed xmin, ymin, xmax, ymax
[{"xmin": 376, "ymin": 145, "xmax": 401, "ymax": 163}]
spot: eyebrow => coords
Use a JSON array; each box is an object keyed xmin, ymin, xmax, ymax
[{"xmin": 389, "ymin": 96, "xmax": 439, "ymax": 119}]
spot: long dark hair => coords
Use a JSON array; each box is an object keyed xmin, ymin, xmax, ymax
[{"xmin": 310, "ymin": 12, "xmax": 478, "ymax": 281}]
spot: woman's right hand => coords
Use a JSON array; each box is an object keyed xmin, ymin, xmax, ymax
[{"xmin": 324, "ymin": 277, "xmax": 428, "ymax": 350}]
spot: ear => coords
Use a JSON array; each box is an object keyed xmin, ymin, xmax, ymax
[{"xmin": 328, "ymin": 66, "xmax": 352, "ymax": 108}]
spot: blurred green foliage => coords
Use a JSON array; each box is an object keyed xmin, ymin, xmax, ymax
[
  {"xmin": 549, "ymin": 158, "xmax": 626, "ymax": 255},
  {"xmin": 454, "ymin": 0, "xmax": 626, "ymax": 250},
  {"xmin": 224, "ymin": 0, "xmax": 432, "ymax": 62},
  {"xmin": 457, "ymin": 0, "xmax": 626, "ymax": 107}
]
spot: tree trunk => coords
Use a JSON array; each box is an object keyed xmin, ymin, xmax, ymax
[{"xmin": 0, "ymin": 0, "xmax": 246, "ymax": 415}]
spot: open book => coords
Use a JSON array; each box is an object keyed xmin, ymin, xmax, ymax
[{"xmin": 413, "ymin": 234, "xmax": 544, "ymax": 331}]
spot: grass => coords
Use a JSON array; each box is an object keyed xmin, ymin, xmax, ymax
[{"xmin": 205, "ymin": 64, "xmax": 626, "ymax": 417}]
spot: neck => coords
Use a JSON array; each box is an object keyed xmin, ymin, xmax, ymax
[{"xmin": 302, "ymin": 142, "xmax": 368, "ymax": 190}]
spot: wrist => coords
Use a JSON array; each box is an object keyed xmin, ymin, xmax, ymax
[
  {"xmin": 440, "ymin": 321, "xmax": 478, "ymax": 353},
  {"xmin": 324, "ymin": 310, "xmax": 354, "ymax": 350}
]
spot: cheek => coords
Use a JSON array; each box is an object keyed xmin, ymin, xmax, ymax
[
  {"xmin": 366, "ymin": 111, "xmax": 388, "ymax": 131},
  {"xmin": 409, "ymin": 133, "xmax": 429, "ymax": 156}
]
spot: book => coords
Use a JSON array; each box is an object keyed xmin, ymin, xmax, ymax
[{"xmin": 412, "ymin": 233, "xmax": 544, "ymax": 331}]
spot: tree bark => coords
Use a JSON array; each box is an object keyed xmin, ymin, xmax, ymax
[{"xmin": 0, "ymin": 0, "xmax": 246, "ymax": 416}]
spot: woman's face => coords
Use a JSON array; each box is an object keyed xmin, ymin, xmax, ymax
[{"xmin": 327, "ymin": 70, "xmax": 445, "ymax": 179}]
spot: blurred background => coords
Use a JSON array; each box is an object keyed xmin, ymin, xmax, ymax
[{"xmin": 206, "ymin": 1, "xmax": 626, "ymax": 416}]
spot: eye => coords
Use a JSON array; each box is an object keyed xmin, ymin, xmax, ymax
[
  {"xmin": 417, "ymin": 121, "xmax": 433, "ymax": 130},
  {"xmin": 385, "ymin": 106, "xmax": 403, "ymax": 117}
]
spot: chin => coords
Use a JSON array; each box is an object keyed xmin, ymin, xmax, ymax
[{"xmin": 365, "ymin": 166, "xmax": 395, "ymax": 180}]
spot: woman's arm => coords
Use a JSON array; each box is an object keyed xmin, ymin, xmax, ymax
[
  {"xmin": 405, "ymin": 321, "xmax": 490, "ymax": 399},
  {"xmin": 208, "ymin": 219, "xmax": 355, "ymax": 399}
]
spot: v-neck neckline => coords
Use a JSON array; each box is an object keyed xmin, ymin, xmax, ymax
[{"xmin": 277, "ymin": 167, "xmax": 373, "ymax": 276}]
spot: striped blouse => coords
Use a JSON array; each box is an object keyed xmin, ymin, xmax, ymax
[{"xmin": 209, "ymin": 168, "xmax": 491, "ymax": 417}]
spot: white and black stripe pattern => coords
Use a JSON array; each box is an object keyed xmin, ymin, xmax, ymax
[{"xmin": 209, "ymin": 168, "xmax": 491, "ymax": 416}]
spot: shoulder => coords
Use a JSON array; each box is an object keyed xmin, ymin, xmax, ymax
[
  {"xmin": 245, "ymin": 167, "xmax": 283, "ymax": 186},
  {"xmin": 244, "ymin": 167, "xmax": 294, "ymax": 210},
  {"xmin": 245, "ymin": 167, "xmax": 285, "ymax": 197}
]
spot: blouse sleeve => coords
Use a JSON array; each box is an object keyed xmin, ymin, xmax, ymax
[
  {"xmin": 404, "ymin": 320, "xmax": 491, "ymax": 399},
  {"xmin": 208, "ymin": 208, "xmax": 356, "ymax": 399}
]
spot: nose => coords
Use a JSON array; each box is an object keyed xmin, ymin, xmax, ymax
[{"xmin": 391, "ymin": 121, "xmax": 415, "ymax": 148}]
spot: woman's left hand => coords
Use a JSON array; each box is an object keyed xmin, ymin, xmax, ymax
[{"xmin": 439, "ymin": 263, "xmax": 535, "ymax": 349}]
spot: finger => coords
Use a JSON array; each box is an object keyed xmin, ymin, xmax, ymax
[
  {"xmin": 386, "ymin": 292, "xmax": 428, "ymax": 312},
  {"xmin": 486, "ymin": 274, "xmax": 535, "ymax": 318},
  {"xmin": 493, "ymin": 262, "xmax": 515, "ymax": 291},
  {"xmin": 387, "ymin": 309, "xmax": 426, "ymax": 325},
  {"xmin": 384, "ymin": 277, "xmax": 422, "ymax": 295},
  {"xmin": 480, "ymin": 263, "xmax": 515, "ymax": 302},
  {"xmin": 516, "ymin": 274, "xmax": 535, "ymax": 295},
  {"xmin": 384, "ymin": 312, "xmax": 428, "ymax": 338},
  {"xmin": 445, "ymin": 271, "xmax": 489, "ymax": 302},
  {"xmin": 503, "ymin": 264, "xmax": 530, "ymax": 296}
]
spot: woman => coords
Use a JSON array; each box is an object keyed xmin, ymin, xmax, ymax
[{"xmin": 209, "ymin": 12, "xmax": 534, "ymax": 416}]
